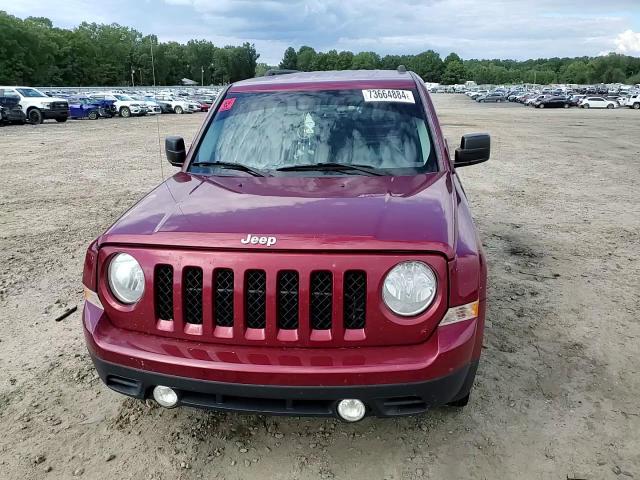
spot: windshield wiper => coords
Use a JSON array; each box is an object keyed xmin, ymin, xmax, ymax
[
  {"xmin": 276, "ymin": 162, "xmax": 384, "ymax": 176},
  {"xmin": 190, "ymin": 161, "xmax": 268, "ymax": 177}
]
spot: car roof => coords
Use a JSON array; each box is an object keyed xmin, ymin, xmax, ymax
[{"xmin": 231, "ymin": 69, "xmax": 417, "ymax": 92}]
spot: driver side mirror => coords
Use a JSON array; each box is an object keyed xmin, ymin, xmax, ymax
[
  {"xmin": 165, "ymin": 136, "xmax": 186, "ymax": 167},
  {"xmin": 454, "ymin": 133, "xmax": 490, "ymax": 168}
]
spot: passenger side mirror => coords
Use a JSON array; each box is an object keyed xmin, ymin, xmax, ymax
[
  {"xmin": 165, "ymin": 136, "xmax": 186, "ymax": 167},
  {"xmin": 454, "ymin": 133, "xmax": 490, "ymax": 168}
]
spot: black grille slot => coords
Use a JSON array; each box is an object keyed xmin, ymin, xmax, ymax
[
  {"xmin": 183, "ymin": 267, "xmax": 203, "ymax": 325},
  {"xmin": 310, "ymin": 271, "xmax": 333, "ymax": 330},
  {"xmin": 154, "ymin": 265, "xmax": 173, "ymax": 321},
  {"xmin": 214, "ymin": 269, "xmax": 234, "ymax": 327},
  {"xmin": 245, "ymin": 270, "xmax": 266, "ymax": 329},
  {"xmin": 344, "ymin": 271, "xmax": 366, "ymax": 329},
  {"xmin": 277, "ymin": 271, "xmax": 299, "ymax": 330}
]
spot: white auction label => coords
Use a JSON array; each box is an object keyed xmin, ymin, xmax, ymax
[{"xmin": 362, "ymin": 89, "xmax": 415, "ymax": 103}]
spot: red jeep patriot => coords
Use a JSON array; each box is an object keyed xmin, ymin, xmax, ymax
[{"xmin": 82, "ymin": 69, "xmax": 489, "ymax": 421}]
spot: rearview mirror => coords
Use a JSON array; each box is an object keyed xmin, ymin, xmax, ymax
[
  {"xmin": 165, "ymin": 136, "xmax": 186, "ymax": 167},
  {"xmin": 454, "ymin": 133, "xmax": 490, "ymax": 168}
]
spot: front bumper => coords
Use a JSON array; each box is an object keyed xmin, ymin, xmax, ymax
[
  {"xmin": 92, "ymin": 355, "xmax": 478, "ymax": 417},
  {"xmin": 42, "ymin": 108, "xmax": 69, "ymax": 120},
  {"xmin": 84, "ymin": 300, "xmax": 484, "ymax": 417}
]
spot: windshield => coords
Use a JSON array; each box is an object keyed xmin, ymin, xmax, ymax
[
  {"xmin": 16, "ymin": 88, "xmax": 47, "ymax": 98},
  {"xmin": 191, "ymin": 89, "xmax": 437, "ymax": 176},
  {"xmin": 115, "ymin": 94, "xmax": 133, "ymax": 101}
]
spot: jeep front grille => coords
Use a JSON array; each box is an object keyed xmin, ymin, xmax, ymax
[
  {"xmin": 101, "ymin": 248, "xmax": 447, "ymax": 348},
  {"xmin": 153, "ymin": 267, "xmax": 367, "ymax": 335}
]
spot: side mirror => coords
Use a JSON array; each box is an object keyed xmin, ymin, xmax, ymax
[
  {"xmin": 165, "ymin": 136, "xmax": 186, "ymax": 167},
  {"xmin": 454, "ymin": 133, "xmax": 490, "ymax": 168}
]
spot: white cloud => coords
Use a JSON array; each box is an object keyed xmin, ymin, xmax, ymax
[{"xmin": 614, "ymin": 29, "xmax": 640, "ymax": 54}]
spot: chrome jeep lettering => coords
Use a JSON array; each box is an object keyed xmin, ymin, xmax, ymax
[{"xmin": 241, "ymin": 234, "xmax": 277, "ymax": 247}]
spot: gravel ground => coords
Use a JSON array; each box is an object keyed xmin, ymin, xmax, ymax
[{"xmin": 0, "ymin": 96, "xmax": 638, "ymax": 480}]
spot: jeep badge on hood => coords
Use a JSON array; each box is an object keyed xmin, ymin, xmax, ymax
[{"xmin": 241, "ymin": 234, "xmax": 277, "ymax": 246}]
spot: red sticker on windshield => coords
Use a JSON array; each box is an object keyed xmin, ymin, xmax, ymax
[{"xmin": 219, "ymin": 97, "xmax": 236, "ymax": 112}]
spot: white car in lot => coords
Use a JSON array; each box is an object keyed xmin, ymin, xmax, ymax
[
  {"xmin": 0, "ymin": 86, "xmax": 69, "ymax": 123},
  {"xmin": 579, "ymin": 97, "xmax": 617, "ymax": 109},
  {"xmin": 88, "ymin": 93, "xmax": 147, "ymax": 117},
  {"xmin": 623, "ymin": 94, "xmax": 640, "ymax": 109},
  {"xmin": 154, "ymin": 95, "xmax": 198, "ymax": 114},
  {"xmin": 131, "ymin": 95, "xmax": 162, "ymax": 115}
]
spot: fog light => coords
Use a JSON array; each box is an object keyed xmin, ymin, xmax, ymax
[
  {"xmin": 152, "ymin": 385, "xmax": 178, "ymax": 408},
  {"xmin": 337, "ymin": 399, "xmax": 366, "ymax": 422}
]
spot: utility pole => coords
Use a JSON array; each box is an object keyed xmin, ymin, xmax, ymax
[
  {"xmin": 131, "ymin": 67, "xmax": 135, "ymax": 87},
  {"xmin": 201, "ymin": 66, "xmax": 204, "ymax": 86}
]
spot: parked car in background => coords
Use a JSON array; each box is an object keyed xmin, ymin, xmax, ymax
[
  {"xmin": 535, "ymin": 96, "xmax": 570, "ymax": 109},
  {"xmin": 154, "ymin": 95, "xmax": 194, "ymax": 114},
  {"xmin": 191, "ymin": 96, "xmax": 214, "ymax": 111},
  {"xmin": 88, "ymin": 93, "xmax": 147, "ymax": 117},
  {"xmin": 568, "ymin": 95, "xmax": 586, "ymax": 107},
  {"xmin": 132, "ymin": 95, "xmax": 162, "ymax": 115},
  {"xmin": 0, "ymin": 94, "xmax": 27, "ymax": 125},
  {"xmin": 0, "ymin": 86, "xmax": 69, "ymax": 123},
  {"xmin": 477, "ymin": 92, "xmax": 507, "ymax": 103},
  {"xmin": 579, "ymin": 97, "xmax": 617, "ymax": 109},
  {"xmin": 468, "ymin": 90, "xmax": 488, "ymax": 100},
  {"xmin": 624, "ymin": 94, "xmax": 640, "ymax": 109},
  {"xmin": 68, "ymin": 97, "xmax": 103, "ymax": 120},
  {"xmin": 526, "ymin": 95, "xmax": 547, "ymax": 106}
]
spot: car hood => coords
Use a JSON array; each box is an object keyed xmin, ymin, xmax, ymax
[{"xmin": 101, "ymin": 171, "xmax": 457, "ymax": 257}]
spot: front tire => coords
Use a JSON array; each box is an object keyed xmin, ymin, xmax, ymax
[
  {"xmin": 174, "ymin": 106, "xmax": 184, "ymax": 114},
  {"xmin": 88, "ymin": 110, "xmax": 99, "ymax": 120},
  {"xmin": 119, "ymin": 106, "xmax": 131, "ymax": 118},
  {"xmin": 28, "ymin": 108, "xmax": 43, "ymax": 124},
  {"xmin": 633, "ymin": 103, "xmax": 640, "ymax": 110},
  {"xmin": 583, "ymin": 104, "xmax": 590, "ymax": 109},
  {"xmin": 55, "ymin": 117, "xmax": 67, "ymax": 123},
  {"xmin": 564, "ymin": 103, "xmax": 569, "ymax": 108},
  {"xmin": 607, "ymin": 104, "xmax": 614, "ymax": 109},
  {"xmin": 539, "ymin": 104, "xmax": 545, "ymax": 109}
]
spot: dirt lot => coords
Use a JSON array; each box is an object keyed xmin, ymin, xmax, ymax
[{"xmin": 0, "ymin": 95, "xmax": 639, "ymax": 480}]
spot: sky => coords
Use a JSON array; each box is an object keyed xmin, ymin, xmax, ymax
[{"xmin": 1, "ymin": 0, "xmax": 639, "ymax": 65}]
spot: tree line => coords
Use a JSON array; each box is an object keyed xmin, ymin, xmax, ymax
[
  {"xmin": 2, "ymin": 10, "xmax": 639, "ymax": 87},
  {"xmin": 279, "ymin": 47, "xmax": 640, "ymax": 86},
  {"xmin": 0, "ymin": 11, "xmax": 259, "ymax": 86}
]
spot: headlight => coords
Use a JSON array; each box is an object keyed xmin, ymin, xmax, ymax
[
  {"xmin": 382, "ymin": 261, "xmax": 437, "ymax": 316},
  {"xmin": 42, "ymin": 102, "xmax": 52, "ymax": 108},
  {"xmin": 108, "ymin": 253, "xmax": 145, "ymax": 304}
]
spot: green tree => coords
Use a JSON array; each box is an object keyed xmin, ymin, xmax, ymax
[
  {"xmin": 409, "ymin": 50, "xmax": 443, "ymax": 82},
  {"xmin": 336, "ymin": 51, "xmax": 354, "ymax": 70},
  {"xmin": 279, "ymin": 47, "xmax": 297, "ymax": 69},
  {"xmin": 441, "ymin": 53, "xmax": 466, "ymax": 84},
  {"xmin": 351, "ymin": 51, "xmax": 380, "ymax": 70},
  {"xmin": 296, "ymin": 46, "xmax": 317, "ymax": 71},
  {"xmin": 255, "ymin": 62, "xmax": 272, "ymax": 77}
]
